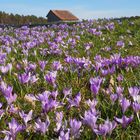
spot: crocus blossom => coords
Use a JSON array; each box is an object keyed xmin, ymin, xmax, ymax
[
  {"xmin": 34, "ymin": 117, "xmax": 50, "ymax": 134},
  {"xmin": 90, "ymin": 77, "xmax": 102, "ymax": 96},
  {"xmin": 59, "ymin": 129, "xmax": 70, "ymax": 140},
  {"xmin": 70, "ymin": 119, "xmax": 82, "ymax": 138},
  {"xmin": 55, "ymin": 112, "xmax": 63, "ymax": 132},
  {"xmin": 67, "ymin": 92, "xmax": 81, "ymax": 108},
  {"xmin": 19, "ymin": 110, "xmax": 33, "ymax": 125},
  {"xmin": 2, "ymin": 118, "xmax": 24, "ymax": 140},
  {"xmin": 83, "ymin": 110, "xmax": 98, "ymax": 131},
  {"xmin": 114, "ymin": 115, "xmax": 133, "ymax": 128},
  {"xmin": 93, "ymin": 119, "xmax": 117, "ymax": 136},
  {"xmin": 119, "ymin": 98, "xmax": 131, "ymax": 113},
  {"xmin": 45, "ymin": 71, "xmax": 57, "ymax": 86}
]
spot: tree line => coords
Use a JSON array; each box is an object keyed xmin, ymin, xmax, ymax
[{"xmin": 0, "ymin": 11, "xmax": 47, "ymax": 25}]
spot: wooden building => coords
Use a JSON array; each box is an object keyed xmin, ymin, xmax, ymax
[{"xmin": 46, "ymin": 10, "xmax": 79, "ymax": 23}]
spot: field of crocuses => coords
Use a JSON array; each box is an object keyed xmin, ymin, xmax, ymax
[{"xmin": 0, "ymin": 18, "xmax": 140, "ymax": 140}]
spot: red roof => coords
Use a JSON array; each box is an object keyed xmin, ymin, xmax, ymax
[{"xmin": 47, "ymin": 10, "xmax": 79, "ymax": 21}]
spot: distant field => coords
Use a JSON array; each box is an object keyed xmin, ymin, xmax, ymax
[{"xmin": 0, "ymin": 17, "xmax": 140, "ymax": 140}]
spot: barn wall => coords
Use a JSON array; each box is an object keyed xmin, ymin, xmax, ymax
[{"xmin": 47, "ymin": 12, "xmax": 61, "ymax": 22}]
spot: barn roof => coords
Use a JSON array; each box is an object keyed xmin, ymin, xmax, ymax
[{"xmin": 47, "ymin": 10, "xmax": 79, "ymax": 21}]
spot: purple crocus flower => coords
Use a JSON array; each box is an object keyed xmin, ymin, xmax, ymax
[
  {"xmin": 70, "ymin": 119, "xmax": 82, "ymax": 138},
  {"xmin": 16, "ymin": 63, "xmax": 22, "ymax": 70},
  {"xmin": 132, "ymin": 102, "xmax": 140, "ymax": 113},
  {"xmin": 27, "ymin": 63, "xmax": 36, "ymax": 71},
  {"xmin": 85, "ymin": 42, "xmax": 93, "ymax": 50},
  {"xmin": 2, "ymin": 118, "xmax": 24, "ymax": 140},
  {"xmin": 129, "ymin": 87, "xmax": 139, "ymax": 96},
  {"xmin": 63, "ymin": 88, "xmax": 72, "ymax": 99},
  {"xmin": 117, "ymin": 41, "xmax": 124, "ymax": 47},
  {"xmin": 0, "ymin": 103, "xmax": 3, "ymax": 109},
  {"xmin": 83, "ymin": 110, "xmax": 98, "ymax": 131},
  {"xmin": 105, "ymin": 22, "xmax": 115, "ymax": 30},
  {"xmin": 18, "ymin": 72, "xmax": 31, "ymax": 84},
  {"xmin": 110, "ymin": 94, "xmax": 118, "ymax": 104},
  {"xmin": 52, "ymin": 61, "xmax": 63, "ymax": 71},
  {"xmin": 54, "ymin": 36, "xmax": 62, "ymax": 43},
  {"xmin": 95, "ymin": 31, "xmax": 102, "ymax": 36},
  {"xmin": 65, "ymin": 56, "xmax": 73, "ymax": 63},
  {"xmin": 55, "ymin": 111, "xmax": 63, "ymax": 132},
  {"xmin": 34, "ymin": 117, "xmax": 50, "ymax": 134},
  {"xmin": 0, "ymin": 52, "xmax": 6, "ymax": 64},
  {"xmin": 44, "ymin": 98, "xmax": 59, "ymax": 112},
  {"xmin": 86, "ymin": 99, "xmax": 98, "ymax": 109},
  {"xmin": 116, "ymin": 86, "xmax": 124, "ymax": 99},
  {"xmin": 59, "ymin": 129, "xmax": 70, "ymax": 140},
  {"xmin": 39, "ymin": 60, "xmax": 47, "ymax": 71},
  {"xmin": 0, "ymin": 81, "xmax": 17, "ymax": 104},
  {"xmin": 119, "ymin": 98, "xmax": 131, "ymax": 113},
  {"xmin": 0, "ymin": 81, "xmax": 13, "ymax": 96},
  {"xmin": 109, "ymin": 65, "xmax": 116, "ymax": 74},
  {"xmin": 19, "ymin": 110, "xmax": 33, "ymax": 125},
  {"xmin": 45, "ymin": 71, "xmax": 57, "ymax": 86},
  {"xmin": 93, "ymin": 119, "xmax": 117, "ymax": 136},
  {"xmin": 101, "ymin": 69, "xmax": 109, "ymax": 76},
  {"xmin": 0, "ymin": 64, "xmax": 10, "ymax": 74},
  {"xmin": 36, "ymin": 90, "xmax": 50, "ymax": 103},
  {"xmin": 90, "ymin": 77, "xmax": 102, "ymax": 96},
  {"xmin": 67, "ymin": 92, "xmax": 81, "ymax": 108},
  {"xmin": 5, "ymin": 93, "xmax": 17, "ymax": 105},
  {"xmin": 103, "ymin": 46, "xmax": 112, "ymax": 52},
  {"xmin": 37, "ymin": 91, "xmax": 58, "ymax": 112},
  {"xmin": 89, "ymin": 28, "xmax": 97, "ymax": 34},
  {"xmin": 30, "ymin": 75, "xmax": 38, "ymax": 84},
  {"xmin": 117, "ymin": 74, "xmax": 124, "ymax": 82},
  {"xmin": 9, "ymin": 104, "xmax": 19, "ymax": 114},
  {"xmin": 36, "ymin": 91, "xmax": 51, "ymax": 111},
  {"xmin": 114, "ymin": 115, "xmax": 133, "ymax": 128},
  {"xmin": 51, "ymin": 90, "xmax": 59, "ymax": 99},
  {"xmin": 6, "ymin": 63, "xmax": 12, "ymax": 71},
  {"xmin": 110, "ymin": 53, "xmax": 122, "ymax": 65},
  {"xmin": 129, "ymin": 87, "xmax": 140, "ymax": 103}
]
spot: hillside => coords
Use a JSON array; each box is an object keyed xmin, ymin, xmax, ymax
[{"xmin": 0, "ymin": 17, "xmax": 140, "ymax": 139}]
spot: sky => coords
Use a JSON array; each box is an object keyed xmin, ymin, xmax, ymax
[{"xmin": 0, "ymin": 0, "xmax": 140, "ymax": 19}]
